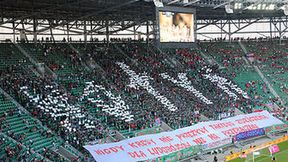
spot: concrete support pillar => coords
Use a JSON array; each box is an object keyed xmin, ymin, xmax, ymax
[
  {"xmin": 106, "ymin": 20, "xmax": 109, "ymax": 45},
  {"xmin": 33, "ymin": 18, "xmax": 37, "ymax": 44},
  {"xmin": 84, "ymin": 21, "xmax": 87, "ymax": 44},
  {"xmin": 12, "ymin": 22, "xmax": 16, "ymax": 43},
  {"xmin": 67, "ymin": 23, "xmax": 70, "ymax": 42},
  {"xmin": 146, "ymin": 21, "xmax": 149, "ymax": 45}
]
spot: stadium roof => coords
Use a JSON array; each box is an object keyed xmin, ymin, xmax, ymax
[{"xmin": 0, "ymin": 0, "xmax": 285, "ymax": 22}]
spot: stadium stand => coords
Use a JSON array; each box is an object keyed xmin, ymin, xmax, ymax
[
  {"xmin": 0, "ymin": 91, "xmax": 72, "ymax": 161},
  {"xmin": 243, "ymin": 41, "xmax": 288, "ymax": 103},
  {"xmin": 0, "ymin": 1, "xmax": 288, "ymax": 162},
  {"xmin": 0, "ymin": 39, "xmax": 287, "ymax": 161}
]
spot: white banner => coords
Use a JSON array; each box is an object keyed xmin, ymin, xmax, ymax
[{"xmin": 84, "ymin": 111, "xmax": 283, "ymax": 162}]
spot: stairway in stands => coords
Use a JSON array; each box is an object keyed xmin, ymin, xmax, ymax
[{"xmin": 238, "ymin": 41, "xmax": 285, "ymax": 106}]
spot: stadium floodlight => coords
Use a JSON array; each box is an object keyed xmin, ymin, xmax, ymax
[
  {"xmin": 234, "ymin": 3, "xmax": 237, "ymax": 9},
  {"xmin": 284, "ymin": 9, "xmax": 288, "ymax": 15},
  {"xmin": 183, "ymin": 0, "xmax": 200, "ymax": 6},
  {"xmin": 225, "ymin": 4, "xmax": 234, "ymax": 13},
  {"xmin": 243, "ymin": 0, "xmax": 270, "ymax": 11},
  {"xmin": 153, "ymin": 0, "xmax": 164, "ymax": 7},
  {"xmin": 257, "ymin": 4, "xmax": 261, "ymax": 10},
  {"xmin": 234, "ymin": 3, "xmax": 242, "ymax": 9},
  {"xmin": 268, "ymin": 4, "xmax": 275, "ymax": 10},
  {"xmin": 243, "ymin": 3, "xmax": 277, "ymax": 11},
  {"xmin": 281, "ymin": 4, "xmax": 288, "ymax": 15},
  {"xmin": 245, "ymin": 4, "xmax": 258, "ymax": 10},
  {"xmin": 244, "ymin": 4, "xmax": 252, "ymax": 10}
]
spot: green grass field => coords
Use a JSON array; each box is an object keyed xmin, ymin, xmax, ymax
[{"xmin": 230, "ymin": 141, "xmax": 288, "ymax": 162}]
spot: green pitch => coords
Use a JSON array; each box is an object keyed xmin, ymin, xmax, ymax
[{"xmin": 230, "ymin": 141, "xmax": 288, "ymax": 162}]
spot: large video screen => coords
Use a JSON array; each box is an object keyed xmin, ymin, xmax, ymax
[{"xmin": 159, "ymin": 11, "xmax": 195, "ymax": 42}]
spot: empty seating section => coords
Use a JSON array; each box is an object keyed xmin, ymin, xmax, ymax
[
  {"xmin": 0, "ymin": 133, "xmax": 26, "ymax": 160},
  {"xmin": 244, "ymin": 41, "xmax": 288, "ymax": 104},
  {"xmin": 20, "ymin": 43, "xmax": 82, "ymax": 76},
  {"xmin": 233, "ymin": 69, "xmax": 271, "ymax": 105},
  {"xmin": 0, "ymin": 133, "xmax": 48, "ymax": 161},
  {"xmin": 199, "ymin": 42, "xmax": 245, "ymax": 69},
  {"xmin": 0, "ymin": 43, "xmax": 31, "ymax": 71},
  {"xmin": 0, "ymin": 93, "xmax": 64, "ymax": 161}
]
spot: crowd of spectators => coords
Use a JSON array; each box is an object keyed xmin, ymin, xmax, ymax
[
  {"xmin": 199, "ymin": 41, "xmax": 287, "ymax": 122},
  {"xmin": 0, "ymin": 73, "xmax": 108, "ymax": 153},
  {"xmin": 0, "ymin": 39, "xmax": 287, "ymax": 160},
  {"xmin": 77, "ymin": 42, "xmax": 255, "ymax": 129}
]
